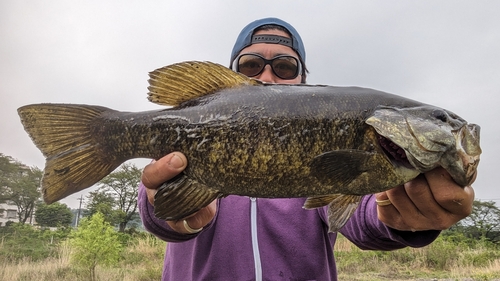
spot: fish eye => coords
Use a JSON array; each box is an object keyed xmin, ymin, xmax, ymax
[{"xmin": 431, "ymin": 109, "xmax": 448, "ymax": 123}]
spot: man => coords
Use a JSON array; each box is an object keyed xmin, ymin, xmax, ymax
[{"xmin": 139, "ymin": 18, "xmax": 474, "ymax": 280}]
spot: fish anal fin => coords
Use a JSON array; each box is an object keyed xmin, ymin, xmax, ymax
[
  {"xmin": 154, "ymin": 174, "xmax": 222, "ymax": 220},
  {"xmin": 304, "ymin": 194, "xmax": 363, "ymax": 232},
  {"xmin": 147, "ymin": 61, "xmax": 261, "ymax": 106},
  {"xmin": 327, "ymin": 194, "xmax": 363, "ymax": 233},
  {"xmin": 304, "ymin": 195, "xmax": 338, "ymax": 209},
  {"xmin": 310, "ymin": 150, "xmax": 372, "ymax": 187}
]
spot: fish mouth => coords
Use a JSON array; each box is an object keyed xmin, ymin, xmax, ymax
[
  {"xmin": 454, "ymin": 124, "xmax": 481, "ymax": 186},
  {"xmin": 377, "ymin": 134, "xmax": 414, "ymax": 169},
  {"xmin": 376, "ymin": 124, "xmax": 481, "ymax": 187}
]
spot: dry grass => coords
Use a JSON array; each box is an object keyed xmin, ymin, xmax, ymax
[
  {"xmin": 0, "ymin": 235, "xmax": 166, "ymax": 281},
  {"xmin": 1, "ymin": 232, "xmax": 500, "ymax": 280},
  {"xmin": 335, "ymin": 234, "xmax": 500, "ymax": 280}
]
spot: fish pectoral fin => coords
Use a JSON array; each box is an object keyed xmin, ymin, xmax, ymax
[
  {"xmin": 310, "ymin": 150, "xmax": 371, "ymax": 187},
  {"xmin": 154, "ymin": 174, "xmax": 222, "ymax": 220},
  {"xmin": 327, "ymin": 194, "xmax": 363, "ymax": 233},
  {"xmin": 147, "ymin": 61, "xmax": 261, "ymax": 106}
]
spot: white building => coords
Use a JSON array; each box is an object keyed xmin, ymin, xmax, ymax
[{"xmin": 0, "ymin": 201, "xmax": 19, "ymax": 226}]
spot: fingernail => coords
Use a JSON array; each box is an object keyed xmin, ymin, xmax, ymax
[{"xmin": 168, "ymin": 154, "xmax": 185, "ymax": 169}]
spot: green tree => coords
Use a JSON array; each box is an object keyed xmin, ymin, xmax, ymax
[
  {"xmin": 451, "ymin": 200, "xmax": 500, "ymax": 241},
  {"xmin": 0, "ymin": 154, "xmax": 42, "ymax": 224},
  {"xmin": 0, "ymin": 153, "xmax": 24, "ymax": 203},
  {"xmin": 69, "ymin": 212, "xmax": 123, "ymax": 281},
  {"xmin": 11, "ymin": 167, "xmax": 42, "ymax": 224},
  {"xmin": 35, "ymin": 202, "xmax": 73, "ymax": 227},
  {"xmin": 84, "ymin": 190, "xmax": 116, "ymax": 222},
  {"xmin": 97, "ymin": 163, "xmax": 141, "ymax": 232},
  {"xmin": 0, "ymin": 153, "xmax": 19, "ymax": 193}
]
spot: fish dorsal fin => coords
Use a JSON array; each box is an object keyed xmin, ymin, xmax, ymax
[{"xmin": 147, "ymin": 61, "xmax": 261, "ymax": 106}]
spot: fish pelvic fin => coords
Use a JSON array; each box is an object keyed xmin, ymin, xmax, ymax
[
  {"xmin": 304, "ymin": 194, "xmax": 363, "ymax": 233},
  {"xmin": 18, "ymin": 104, "xmax": 121, "ymax": 204},
  {"xmin": 154, "ymin": 174, "xmax": 222, "ymax": 220},
  {"xmin": 147, "ymin": 61, "xmax": 262, "ymax": 106}
]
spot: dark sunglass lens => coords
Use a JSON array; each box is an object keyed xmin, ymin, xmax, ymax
[
  {"xmin": 272, "ymin": 57, "xmax": 298, "ymax": 79},
  {"xmin": 238, "ymin": 55, "xmax": 265, "ymax": 77}
]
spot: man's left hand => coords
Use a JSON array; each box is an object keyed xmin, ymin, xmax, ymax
[{"xmin": 375, "ymin": 167, "xmax": 475, "ymax": 231}]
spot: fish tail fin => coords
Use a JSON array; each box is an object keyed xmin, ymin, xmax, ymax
[
  {"xmin": 147, "ymin": 61, "xmax": 262, "ymax": 106},
  {"xmin": 18, "ymin": 104, "xmax": 121, "ymax": 203}
]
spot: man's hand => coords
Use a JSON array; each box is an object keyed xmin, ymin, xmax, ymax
[
  {"xmin": 141, "ymin": 152, "xmax": 217, "ymax": 234},
  {"xmin": 375, "ymin": 167, "xmax": 475, "ymax": 231}
]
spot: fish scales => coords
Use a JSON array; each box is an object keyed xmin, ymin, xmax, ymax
[{"xmin": 91, "ymin": 85, "xmax": 417, "ymax": 197}]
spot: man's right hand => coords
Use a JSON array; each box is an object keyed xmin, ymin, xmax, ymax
[{"xmin": 141, "ymin": 152, "xmax": 217, "ymax": 234}]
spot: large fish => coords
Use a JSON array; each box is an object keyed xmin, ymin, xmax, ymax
[{"xmin": 18, "ymin": 61, "xmax": 481, "ymax": 232}]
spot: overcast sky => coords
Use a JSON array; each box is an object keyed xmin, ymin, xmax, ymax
[{"xmin": 1, "ymin": 1, "xmax": 499, "ymax": 209}]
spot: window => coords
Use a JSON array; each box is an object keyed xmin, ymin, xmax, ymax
[{"xmin": 6, "ymin": 210, "xmax": 17, "ymax": 219}]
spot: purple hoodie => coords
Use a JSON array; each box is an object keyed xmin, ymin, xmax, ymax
[{"xmin": 139, "ymin": 183, "xmax": 439, "ymax": 280}]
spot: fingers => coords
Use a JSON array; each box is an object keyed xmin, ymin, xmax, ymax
[
  {"xmin": 376, "ymin": 187, "xmax": 416, "ymax": 231},
  {"xmin": 140, "ymin": 152, "xmax": 217, "ymax": 234},
  {"xmin": 142, "ymin": 152, "xmax": 187, "ymax": 205},
  {"xmin": 167, "ymin": 200, "xmax": 218, "ymax": 234},
  {"xmin": 423, "ymin": 167, "xmax": 474, "ymax": 217},
  {"xmin": 377, "ymin": 183, "xmax": 441, "ymax": 231},
  {"xmin": 142, "ymin": 152, "xmax": 187, "ymax": 189},
  {"xmin": 376, "ymin": 168, "xmax": 476, "ymax": 231}
]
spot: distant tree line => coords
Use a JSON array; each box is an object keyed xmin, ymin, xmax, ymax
[
  {"xmin": 448, "ymin": 200, "xmax": 500, "ymax": 242},
  {"xmin": 1, "ymin": 153, "xmax": 141, "ymax": 232}
]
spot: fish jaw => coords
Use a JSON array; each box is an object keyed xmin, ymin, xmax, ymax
[
  {"xmin": 366, "ymin": 105, "xmax": 482, "ymax": 187},
  {"xmin": 447, "ymin": 123, "xmax": 481, "ymax": 186},
  {"xmin": 366, "ymin": 105, "xmax": 454, "ymax": 171}
]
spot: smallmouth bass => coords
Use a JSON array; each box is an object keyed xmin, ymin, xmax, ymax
[{"xmin": 18, "ymin": 61, "xmax": 481, "ymax": 232}]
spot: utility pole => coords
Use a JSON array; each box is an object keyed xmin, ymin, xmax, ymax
[{"xmin": 75, "ymin": 194, "xmax": 83, "ymax": 227}]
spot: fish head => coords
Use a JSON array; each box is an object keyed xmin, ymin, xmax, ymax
[{"xmin": 366, "ymin": 105, "xmax": 481, "ymax": 187}]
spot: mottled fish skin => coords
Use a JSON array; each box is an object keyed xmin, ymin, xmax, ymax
[
  {"xmin": 18, "ymin": 61, "xmax": 481, "ymax": 232},
  {"xmin": 95, "ymin": 85, "xmax": 422, "ymax": 195}
]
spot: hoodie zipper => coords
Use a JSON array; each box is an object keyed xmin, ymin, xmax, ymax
[{"xmin": 250, "ymin": 197, "xmax": 262, "ymax": 281}]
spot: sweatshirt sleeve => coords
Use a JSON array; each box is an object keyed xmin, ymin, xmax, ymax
[
  {"xmin": 339, "ymin": 195, "xmax": 440, "ymax": 250},
  {"xmin": 138, "ymin": 182, "xmax": 215, "ymax": 242}
]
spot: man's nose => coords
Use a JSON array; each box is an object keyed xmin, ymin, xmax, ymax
[{"xmin": 256, "ymin": 65, "xmax": 277, "ymax": 83}]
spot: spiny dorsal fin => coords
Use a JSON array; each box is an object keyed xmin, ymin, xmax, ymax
[{"xmin": 147, "ymin": 61, "xmax": 261, "ymax": 106}]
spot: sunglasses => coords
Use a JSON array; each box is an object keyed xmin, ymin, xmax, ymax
[{"xmin": 233, "ymin": 53, "xmax": 302, "ymax": 80}]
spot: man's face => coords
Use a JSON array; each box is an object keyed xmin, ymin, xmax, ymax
[{"xmin": 237, "ymin": 29, "xmax": 303, "ymax": 84}]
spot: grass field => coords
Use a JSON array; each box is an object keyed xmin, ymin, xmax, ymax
[
  {"xmin": 1, "ymin": 226, "xmax": 500, "ymax": 281},
  {"xmin": 334, "ymin": 234, "xmax": 500, "ymax": 280}
]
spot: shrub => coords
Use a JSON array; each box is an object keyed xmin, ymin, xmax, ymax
[{"xmin": 69, "ymin": 212, "xmax": 123, "ymax": 281}]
